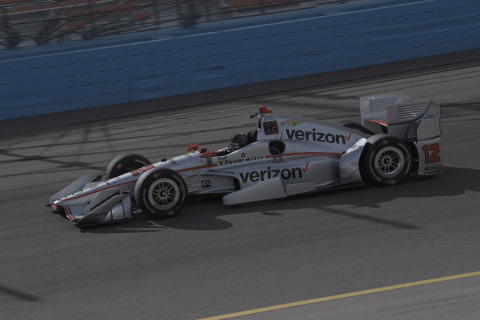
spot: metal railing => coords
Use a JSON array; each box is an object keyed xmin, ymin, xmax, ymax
[{"xmin": 0, "ymin": 0, "xmax": 361, "ymax": 49}]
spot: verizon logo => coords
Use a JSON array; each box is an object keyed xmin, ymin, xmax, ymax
[
  {"xmin": 286, "ymin": 129, "xmax": 351, "ymax": 144},
  {"xmin": 239, "ymin": 163, "xmax": 309, "ymax": 183}
]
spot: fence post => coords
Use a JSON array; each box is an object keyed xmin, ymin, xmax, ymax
[
  {"xmin": 153, "ymin": 0, "xmax": 161, "ymax": 29},
  {"xmin": 1, "ymin": 6, "xmax": 22, "ymax": 48},
  {"xmin": 259, "ymin": 0, "xmax": 265, "ymax": 14},
  {"xmin": 204, "ymin": 0, "xmax": 211, "ymax": 22},
  {"xmin": 87, "ymin": 0, "xmax": 97, "ymax": 38},
  {"xmin": 176, "ymin": 0, "xmax": 182, "ymax": 25}
]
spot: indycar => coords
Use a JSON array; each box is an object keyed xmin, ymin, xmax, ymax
[{"xmin": 46, "ymin": 92, "xmax": 443, "ymax": 227}]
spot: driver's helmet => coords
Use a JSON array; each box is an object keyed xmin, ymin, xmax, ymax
[{"xmin": 228, "ymin": 133, "xmax": 249, "ymax": 152}]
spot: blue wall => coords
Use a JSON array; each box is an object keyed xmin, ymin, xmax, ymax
[{"xmin": 1, "ymin": 0, "xmax": 479, "ymax": 120}]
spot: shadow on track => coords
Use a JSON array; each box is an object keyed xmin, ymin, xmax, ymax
[
  {"xmin": 0, "ymin": 285, "xmax": 41, "ymax": 302},
  {"xmin": 80, "ymin": 166, "xmax": 480, "ymax": 233},
  {"xmin": 75, "ymin": 211, "xmax": 168, "ymax": 234}
]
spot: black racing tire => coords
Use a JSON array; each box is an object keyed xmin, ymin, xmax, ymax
[
  {"xmin": 106, "ymin": 153, "xmax": 151, "ymax": 179},
  {"xmin": 336, "ymin": 120, "xmax": 374, "ymax": 135},
  {"xmin": 134, "ymin": 168, "xmax": 188, "ymax": 219},
  {"xmin": 361, "ymin": 134, "xmax": 413, "ymax": 186}
]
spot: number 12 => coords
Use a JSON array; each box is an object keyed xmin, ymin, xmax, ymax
[{"xmin": 422, "ymin": 143, "xmax": 440, "ymax": 164}]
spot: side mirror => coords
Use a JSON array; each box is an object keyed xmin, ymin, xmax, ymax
[
  {"xmin": 186, "ymin": 143, "xmax": 198, "ymax": 152},
  {"xmin": 200, "ymin": 151, "xmax": 217, "ymax": 158}
]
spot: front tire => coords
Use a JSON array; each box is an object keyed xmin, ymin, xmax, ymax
[
  {"xmin": 362, "ymin": 134, "xmax": 413, "ymax": 186},
  {"xmin": 106, "ymin": 153, "xmax": 151, "ymax": 179},
  {"xmin": 134, "ymin": 168, "xmax": 188, "ymax": 219}
]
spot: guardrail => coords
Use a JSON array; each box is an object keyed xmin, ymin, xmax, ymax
[
  {"xmin": 1, "ymin": 0, "xmax": 479, "ymax": 120},
  {"xmin": 0, "ymin": 0, "xmax": 359, "ymax": 49}
]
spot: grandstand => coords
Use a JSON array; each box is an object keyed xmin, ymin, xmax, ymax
[{"xmin": 0, "ymin": 0, "xmax": 356, "ymax": 49}]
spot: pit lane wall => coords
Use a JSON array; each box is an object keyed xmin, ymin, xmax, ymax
[{"xmin": 1, "ymin": 0, "xmax": 479, "ymax": 120}]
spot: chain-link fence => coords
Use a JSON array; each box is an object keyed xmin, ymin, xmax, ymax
[{"xmin": 1, "ymin": 0, "xmax": 361, "ymax": 49}]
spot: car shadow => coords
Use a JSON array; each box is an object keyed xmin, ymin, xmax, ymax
[
  {"xmin": 81, "ymin": 166, "xmax": 480, "ymax": 233},
  {"xmin": 78, "ymin": 210, "xmax": 168, "ymax": 234},
  {"xmin": 0, "ymin": 284, "xmax": 41, "ymax": 302}
]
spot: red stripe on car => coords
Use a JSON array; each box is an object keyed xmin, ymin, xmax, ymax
[
  {"xmin": 367, "ymin": 119, "xmax": 388, "ymax": 126},
  {"xmin": 56, "ymin": 164, "xmax": 218, "ymax": 202},
  {"xmin": 58, "ymin": 180, "xmax": 138, "ymax": 201},
  {"xmin": 64, "ymin": 206, "xmax": 75, "ymax": 221},
  {"xmin": 265, "ymin": 152, "xmax": 343, "ymax": 158},
  {"xmin": 176, "ymin": 164, "xmax": 217, "ymax": 172}
]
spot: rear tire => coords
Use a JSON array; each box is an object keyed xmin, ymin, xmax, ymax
[
  {"xmin": 134, "ymin": 168, "xmax": 187, "ymax": 219},
  {"xmin": 106, "ymin": 153, "xmax": 151, "ymax": 179},
  {"xmin": 361, "ymin": 134, "xmax": 413, "ymax": 186}
]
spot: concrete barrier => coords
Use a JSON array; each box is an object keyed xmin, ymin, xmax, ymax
[{"xmin": 1, "ymin": 0, "xmax": 479, "ymax": 120}]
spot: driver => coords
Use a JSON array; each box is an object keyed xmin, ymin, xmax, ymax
[{"xmin": 216, "ymin": 133, "xmax": 250, "ymax": 156}]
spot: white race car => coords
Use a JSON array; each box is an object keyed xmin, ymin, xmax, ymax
[{"xmin": 46, "ymin": 92, "xmax": 443, "ymax": 227}]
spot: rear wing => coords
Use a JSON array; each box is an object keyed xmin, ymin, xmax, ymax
[
  {"xmin": 360, "ymin": 92, "xmax": 443, "ymax": 176},
  {"xmin": 360, "ymin": 92, "xmax": 441, "ymax": 141}
]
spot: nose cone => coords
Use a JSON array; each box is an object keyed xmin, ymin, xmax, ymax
[
  {"xmin": 54, "ymin": 197, "xmax": 69, "ymax": 207},
  {"xmin": 54, "ymin": 189, "xmax": 92, "ymax": 206}
]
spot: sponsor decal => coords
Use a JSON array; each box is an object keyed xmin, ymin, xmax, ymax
[
  {"xmin": 423, "ymin": 165, "xmax": 441, "ymax": 175},
  {"xmin": 239, "ymin": 162, "xmax": 309, "ymax": 183},
  {"xmin": 217, "ymin": 155, "xmax": 264, "ymax": 166},
  {"xmin": 106, "ymin": 176, "xmax": 121, "ymax": 185},
  {"xmin": 241, "ymin": 153, "xmax": 246, "ymax": 158},
  {"xmin": 285, "ymin": 129, "xmax": 349, "ymax": 145},
  {"xmin": 209, "ymin": 169, "xmax": 235, "ymax": 174},
  {"xmin": 86, "ymin": 212, "xmax": 108, "ymax": 218},
  {"xmin": 423, "ymin": 169, "xmax": 442, "ymax": 175},
  {"xmin": 246, "ymin": 156, "xmax": 264, "ymax": 161},
  {"xmin": 169, "ymin": 158, "xmax": 180, "ymax": 165},
  {"xmin": 273, "ymin": 155, "xmax": 282, "ymax": 161},
  {"xmin": 281, "ymin": 120, "xmax": 303, "ymax": 126},
  {"xmin": 183, "ymin": 153, "xmax": 192, "ymax": 158},
  {"xmin": 218, "ymin": 157, "xmax": 244, "ymax": 165},
  {"xmin": 201, "ymin": 180, "xmax": 211, "ymax": 188}
]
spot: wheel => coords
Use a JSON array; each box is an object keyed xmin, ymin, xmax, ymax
[
  {"xmin": 106, "ymin": 153, "xmax": 151, "ymax": 179},
  {"xmin": 336, "ymin": 120, "xmax": 374, "ymax": 135},
  {"xmin": 134, "ymin": 168, "xmax": 188, "ymax": 219},
  {"xmin": 361, "ymin": 134, "xmax": 413, "ymax": 186}
]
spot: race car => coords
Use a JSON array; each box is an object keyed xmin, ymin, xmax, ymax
[{"xmin": 46, "ymin": 92, "xmax": 443, "ymax": 227}]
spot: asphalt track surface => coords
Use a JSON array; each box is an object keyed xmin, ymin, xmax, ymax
[{"xmin": 1, "ymin": 49, "xmax": 480, "ymax": 320}]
